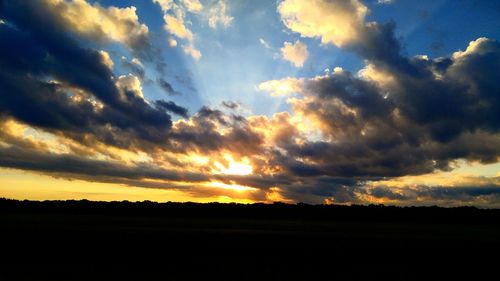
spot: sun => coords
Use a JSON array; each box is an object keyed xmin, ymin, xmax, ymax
[{"xmin": 213, "ymin": 155, "xmax": 253, "ymax": 176}]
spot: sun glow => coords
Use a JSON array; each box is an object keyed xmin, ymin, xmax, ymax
[
  {"xmin": 207, "ymin": 181, "xmax": 258, "ymax": 192},
  {"xmin": 213, "ymin": 155, "xmax": 253, "ymax": 175}
]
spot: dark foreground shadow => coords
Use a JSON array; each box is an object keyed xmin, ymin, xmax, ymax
[{"xmin": 1, "ymin": 198, "xmax": 499, "ymax": 280}]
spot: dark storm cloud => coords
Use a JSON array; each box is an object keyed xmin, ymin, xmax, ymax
[
  {"xmin": 0, "ymin": 1, "xmax": 174, "ymax": 148},
  {"xmin": 0, "ymin": 146, "xmax": 210, "ymax": 184},
  {"xmin": 262, "ymin": 174, "xmax": 500, "ymax": 206},
  {"xmin": 221, "ymin": 101, "xmax": 240, "ymax": 110},
  {"xmin": 167, "ymin": 107, "xmax": 264, "ymax": 155},
  {"xmin": 281, "ymin": 31, "xmax": 500, "ymax": 179},
  {"xmin": 366, "ymin": 183, "xmax": 500, "ymax": 205},
  {"xmin": 348, "ymin": 20, "xmax": 500, "ymax": 141},
  {"xmin": 255, "ymin": 17, "xmax": 500, "ymax": 204},
  {"xmin": 157, "ymin": 78, "xmax": 180, "ymax": 96},
  {"xmin": 268, "ymin": 176, "xmax": 364, "ymax": 204},
  {"xmin": 155, "ymin": 100, "xmax": 189, "ymax": 118},
  {"xmin": 196, "ymin": 107, "xmax": 231, "ymax": 126},
  {"xmin": 305, "ymin": 68, "xmax": 393, "ymax": 118},
  {"xmin": 7, "ymin": 0, "xmax": 163, "ymax": 71},
  {"xmin": 275, "ymin": 0, "xmax": 500, "ymax": 181},
  {"xmin": 353, "ymin": 22, "xmax": 417, "ymax": 74},
  {"xmin": 175, "ymin": 72, "xmax": 198, "ymax": 93},
  {"xmin": 394, "ymin": 39, "xmax": 500, "ymax": 140}
]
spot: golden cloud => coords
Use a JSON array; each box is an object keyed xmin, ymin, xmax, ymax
[
  {"xmin": 258, "ymin": 77, "xmax": 304, "ymax": 96},
  {"xmin": 278, "ymin": 0, "xmax": 368, "ymax": 47},
  {"xmin": 281, "ymin": 40, "xmax": 310, "ymax": 67},
  {"xmin": 46, "ymin": 0, "xmax": 149, "ymax": 49}
]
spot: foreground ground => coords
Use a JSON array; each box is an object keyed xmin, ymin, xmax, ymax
[{"xmin": 1, "ymin": 199, "xmax": 500, "ymax": 280}]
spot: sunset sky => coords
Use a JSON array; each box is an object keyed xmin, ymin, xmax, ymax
[{"xmin": 1, "ymin": 0, "xmax": 499, "ymax": 206}]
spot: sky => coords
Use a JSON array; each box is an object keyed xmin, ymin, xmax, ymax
[{"xmin": 0, "ymin": 0, "xmax": 499, "ymax": 207}]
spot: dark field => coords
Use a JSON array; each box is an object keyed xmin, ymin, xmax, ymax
[{"xmin": 1, "ymin": 199, "xmax": 500, "ymax": 280}]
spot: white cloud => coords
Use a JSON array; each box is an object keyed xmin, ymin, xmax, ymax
[
  {"xmin": 131, "ymin": 57, "xmax": 144, "ymax": 67},
  {"xmin": 152, "ymin": 0, "xmax": 202, "ymax": 59},
  {"xmin": 259, "ymin": 38, "xmax": 271, "ymax": 49},
  {"xmin": 277, "ymin": 0, "xmax": 368, "ymax": 47},
  {"xmin": 208, "ymin": 0, "xmax": 234, "ymax": 29},
  {"xmin": 377, "ymin": 0, "xmax": 394, "ymax": 5},
  {"xmin": 281, "ymin": 40, "xmax": 309, "ymax": 67}
]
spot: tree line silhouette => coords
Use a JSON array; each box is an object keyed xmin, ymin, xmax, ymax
[{"xmin": 1, "ymin": 197, "xmax": 499, "ymax": 223}]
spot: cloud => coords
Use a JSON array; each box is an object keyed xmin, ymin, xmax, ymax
[
  {"xmin": 153, "ymin": 0, "xmax": 202, "ymax": 59},
  {"xmin": 281, "ymin": 40, "xmax": 309, "ymax": 67},
  {"xmin": 155, "ymin": 100, "xmax": 189, "ymax": 118},
  {"xmin": 377, "ymin": 0, "xmax": 394, "ymax": 5},
  {"xmin": 363, "ymin": 177, "xmax": 500, "ymax": 207},
  {"xmin": 168, "ymin": 38, "xmax": 178, "ymax": 47},
  {"xmin": 221, "ymin": 101, "xmax": 240, "ymax": 110},
  {"xmin": 258, "ymin": 77, "xmax": 304, "ymax": 96},
  {"xmin": 277, "ymin": 0, "xmax": 413, "ymax": 77},
  {"xmin": 120, "ymin": 58, "xmax": 183, "ymax": 96},
  {"xmin": 157, "ymin": 78, "xmax": 180, "ymax": 96},
  {"xmin": 0, "ymin": 145, "xmax": 210, "ymax": 185},
  {"xmin": 4, "ymin": 0, "xmax": 169, "ymax": 76},
  {"xmin": 98, "ymin": 50, "xmax": 114, "ymax": 70},
  {"xmin": 0, "ymin": 1, "xmax": 174, "ymax": 149},
  {"xmin": 260, "ymin": 37, "xmax": 500, "ymax": 184},
  {"xmin": 181, "ymin": 0, "xmax": 203, "ymax": 13},
  {"xmin": 277, "ymin": 0, "xmax": 403, "ymax": 67},
  {"xmin": 163, "ymin": 13, "xmax": 194, "ymax": 41},
  {"xmin": 39, "ymin": 0, "xmax": 154, "ymax": 60},
  {"xmin": 273, "ymin": 0, "xmax": 500, "ymax": 189},
  {"xmin": 116, "ymin": 74, "xmax": 146, "ymax": 100},
  {"xmin": 259, "ymin": 38, "xmax": 271, "ymax": 49},
  {"xmin": 121, "ymin": 57, "xmax": 146, "ymax": 80},
  {"xmin": 256, "ymin": 7, "xmax": 500, "ymax": 205},
  {"xmin": 278, "ymin": 0, "xmax": 368, "ymax": 47},
  {"xmin": 183, "ymin": 44, "xmax": 202, "ymax": 60},
  {"xmin": 153, "ymin": 0, "xmax": 174, "ymax": 11},
  {"xmin": 1, "ymin": 0, "xmax": 500, "ymax": 207},
  {"xmin": 207, "ymin": 0, "xmax": 234, "ymax": 29}
]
